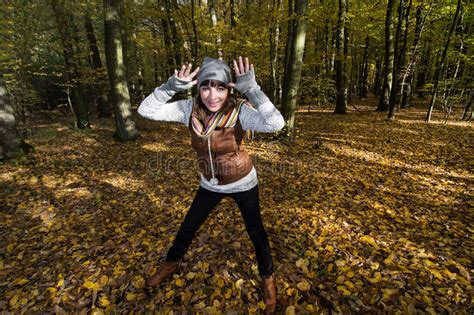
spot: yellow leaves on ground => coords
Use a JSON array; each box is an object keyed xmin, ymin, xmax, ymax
[
  {"xmin": 360, "ymin": 235, "xmax": 379, "ymax": 249},
  {"xmin": 0, "ymin": 104, "xmax": 472, "ymax": 313},
  {"xmin": 369, "ymin": 272, "xmax": 382, "ymax": 284},
  {"xmin": 235, "ymin": 279, "xmax": 244, "ymax": 290},
  {"xmin": 296, "ymin": 279, "xmax": 311, "ymax": 291},
  {"xmin": 125, "ymin": 292, "xmax": 137, "ymax": 301},
  {"xmin": 285, "ymin": 305, "xmax": 296, "ymax": 315},
  {"xmin": 337, "ymin": 285, "xmax": 351, "ymax": 296},
  {"xmin": 12, "ymin": 278, "xmax": 29, "ymax": 285},
  {"xmin": 295, "ymin": 258, "xmax": 309, "ymax": 273},
  {"xmin": 83, "ymin": 280, "xmax": 100, "ymax": 291},
  {"xmin": 381, "ymin": 288, "xmax": 399, "ymax": 301},
  {"xmin": 384, "ymin": 252, "xmax": 396, "ymax": 265},
  {"xmin": 99, "ymin": 296, "xmax": 110, "ymax": 307}
]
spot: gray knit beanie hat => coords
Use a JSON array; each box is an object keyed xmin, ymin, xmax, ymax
[{"xmin": 197, "ymin": 57, "xmax": 232, "ymax": 87}]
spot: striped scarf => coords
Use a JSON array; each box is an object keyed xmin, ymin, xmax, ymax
[{"xmin": 191, "ymin": 99, "xmax": 245, "ymax": 138}]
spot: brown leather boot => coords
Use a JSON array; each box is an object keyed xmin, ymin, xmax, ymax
[
  {"xmin": 262, "ymin": 275, "xmax": 277, "ymax": 315},
  {"xmin": 146, "ymin": 261, "xmax": 179, "ymax": 287}
]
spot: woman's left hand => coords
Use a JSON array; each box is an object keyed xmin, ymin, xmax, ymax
[{"xmin": 228, "ymin": 56, "xmax": 258, "ymax": 94}]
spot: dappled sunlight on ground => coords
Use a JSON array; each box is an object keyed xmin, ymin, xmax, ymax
[{"xmin": 1, "ymin": 100, "xmax": 472, "ymax": 313}]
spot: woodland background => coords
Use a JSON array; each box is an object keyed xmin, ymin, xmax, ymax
[{"xmin": 0, "ymin": 0, "xmax": 473, "ymax": 313}]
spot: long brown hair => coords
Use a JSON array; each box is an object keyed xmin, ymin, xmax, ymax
[{"xmin": 193, "ymin": 80, "xmax": 238, "ymax": 122}]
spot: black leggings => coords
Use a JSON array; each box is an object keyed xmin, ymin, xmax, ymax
[{"xmin": 165, "ymin": 184, "xmax": 274, "ymax": 277}]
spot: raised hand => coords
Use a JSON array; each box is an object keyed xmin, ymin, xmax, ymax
[
  {"xmin": 233, "ymin": 56, "xmax": 253, "ymax": 77},
  {"xmin": 168, "ymin": 63, "xmax": 199, "ymax": 92},
  {"xmin": 229, "ymin": 56, "xmax": 258, "ymax": 94},
  {"xmin": 174, "ymin": 63, "xmax": 200, "ymax": 85}
]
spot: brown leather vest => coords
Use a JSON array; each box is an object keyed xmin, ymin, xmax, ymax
[{"xmin": 189, "ymin": 111, "xmax": 253, "ymax": 185}]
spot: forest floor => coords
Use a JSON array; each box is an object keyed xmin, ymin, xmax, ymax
[{"xmin": 1, "ymin": 98, "xmax": 472, "ymax": 314}]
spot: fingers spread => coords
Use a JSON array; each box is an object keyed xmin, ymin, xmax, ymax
[
  {"xmin": 184, "ymin": 63, "xmax": 192, "ymax": 77},
  {"xmin": 238, "ymin": 56, "xmax": 244, "ymax": 74},
  {"xmin": 190, "ymin": 66, "xmax": 200, "ymax": 78},
  {"xmin": 178, "ymin": 64, "xmax": 186, "ymax": 77},
  {"xmin": 233, "ymin": 60, "xmax": 241, "ymax": 76}
]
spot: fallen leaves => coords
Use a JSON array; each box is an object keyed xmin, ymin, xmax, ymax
[{"xmin": 0, "ymin": 104, "xmax": 472, "ymax": 313}]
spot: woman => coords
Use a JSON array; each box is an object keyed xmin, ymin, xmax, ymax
[{"xmin": 138, "ymin": 56, "xmax": 284, "ymax": 314}]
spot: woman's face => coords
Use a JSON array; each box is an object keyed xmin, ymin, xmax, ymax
[{"xmin": 199, "ymin": 80, "xmax": 229, "ymax": 112}]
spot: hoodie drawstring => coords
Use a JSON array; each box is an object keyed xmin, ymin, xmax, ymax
[{"xmin": 208, "ymin": 136, "xmax": 218, "ymax": 185}]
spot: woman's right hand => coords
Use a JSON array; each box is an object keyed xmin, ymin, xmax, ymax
[{"xmin": 168, "ymin": 63, "xmax": 200, "ymax": 92}]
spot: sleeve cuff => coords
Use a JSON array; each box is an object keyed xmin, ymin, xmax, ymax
[
  {"xmin": 153, "ymin": 81, "xmax": 177, "ymax": 100},
  {"xmin": 244, "ymin": 86, "xmax": 270, "ymax": 107}
]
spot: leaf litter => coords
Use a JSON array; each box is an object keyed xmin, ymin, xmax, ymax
[{"xmin": 0, "ymin": 104, "xmax": 472, "ymax": 313}]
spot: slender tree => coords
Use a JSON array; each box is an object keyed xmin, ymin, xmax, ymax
[
  {"xmin": 165, "ymin": 0, "xmax": 183, "ymax": 66},
  {"xmin": 160, "ymin": 4, "xmax": 175, "ymax": 70},
  {"xmin": 426, "ymin": 0, "xmax": 462, "ymax": 122},
  {"xmin": 376, "ymin": 0, "xmax": 396, "ymax": 111},
  {"xmin": 208, "ymin": 0, "xmax": 222, "ymax": 58},
  {"xmin": 359, "ymin": 34, "xmax": 370, "ymax": 98},
  {"xmin": 281, "ymin": 0, "xmax": 295, "ymax": 115},
  {"xmin": 190, "ymin": 0, "xmax": 199, "ymax": 61},
  {"xmin": 334, "ymin": 0, "xmax": 347, "ymax": 114},
  {"xmin": 441, "ymin": 5, "xmax": 465, "ymax": 119},
  {"xmin": 269, "ymin": 0, "xmax": 281, "ymax": 104},
  {"xmin": 374, "ymin": 50, "xmax": 382, "ymax": 96},
  {"xmin": 461, "ymin": 91, "xmax": 472, "ymax": 121},
  {"xmin": 84, "ymin": 11, "xmax": 112, "ymax": 118},
  {"xmin": 399, "ymin": 4, "xmax": 431, "ymax": 109},
  {"xmin": 50, "ymin": 0, "xmax": 90, "ymax": 128},
  {"xmin": 387, "ymin": 0, "xmax": 404, "ymax": 120},
  {"xmin": 281, "ymin": 0, "xmax": 308, "ymax": 140},
  {"xmin": 104, "ymin": 0, "xmax": 138, "ymax": 141}
]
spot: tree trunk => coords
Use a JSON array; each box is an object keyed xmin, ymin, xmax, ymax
[
  {"xmin": 442, "ymin": 8, "xmax": 465, "ymax": 122},
  {"xmin": 330, "ymin": 28, "xmax": 336, "ymax": 73},
  {"xmin": 281, "ymin": 0, "xmax": 307, "ymax": 140},
  {"xmin": 376, "ymin": 0, "xmax": 396, "ymax": 112},
  {"xmin": 388, "ymin": 0, "xmax": 407, "ymax": 119},
  {"xmin": 230, "ymin": 0, "xmax": 237, "ymax": 59},
  {"xmin": 151, "ymin": 25, "xmax": 160, "ymax": 86},
  {"xmin": 230, "ymin": 0, "xmax": 237, "ymax": 29},
  {"xmin": 359, "ymin": 35, "xmax": 369, "ymax": 98},
  {"xmin": 269, "ymin": 0, "xmax": 281, "ymax": 104},
  {"xmin": 209, "ymin": 0, "xmax": 222, "ymax": 58},
  {"xmin": 397, "ymin": 0, "xmax": 411, "ymax": 81},
  {"xmin": 50, "ymin": 0, "xmax": 90, "ymax": 128},
  {"xmin": 166, "ymin": 0, "xmax": 183, "ymax": 66},
  {"xmin": 85, "ymin": 12, "xmax": 112, "ymax": 118},
  {"xmin": 323, "ymin": 18, "xmax": 330, "ymax": 76},
  {"xmin": 344, "ymin": 2, "xmax": 351, "ymax": 103},
  {"xmin": 416, "ymin": 41, "xmax": 431, "ymax": 98},
  {"xmin": 280, "ymin": 0, "xmax": 295, "ymax": 115},
  {"xmin": 191, "ymin": 0, "xmax": 199, "ymax": 61},
  {"xmin": 0, "ymin": 72, "xmax": 32, "ymax": 160},
  {"xmin": 334, "ymin": 0, "xmax": 347, "ymax": 114},
  {"xmin": 160, "ymin": 6, "xmax": 175, "ymax": 70},
  {"xmin": 426, "ymin": 0, "xmax": 461, "ymax": 122},
  {"xmin": 374, "ymin": 50, "xmax": 382, "ymax": 96},
  {"xmin": 442, "ymin": 6, "xmax": 465, "ymax": 113},
  {"xmin": 104, "ymin": 0, "xmax": 138, "ymax": 141},
  {"xmin": 400, "ymin": 4, "xmax": 429, "ymax": 108},
  {"xmin": 461, "ymin": 91, "xmax": 472, "ymax": 121}
]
